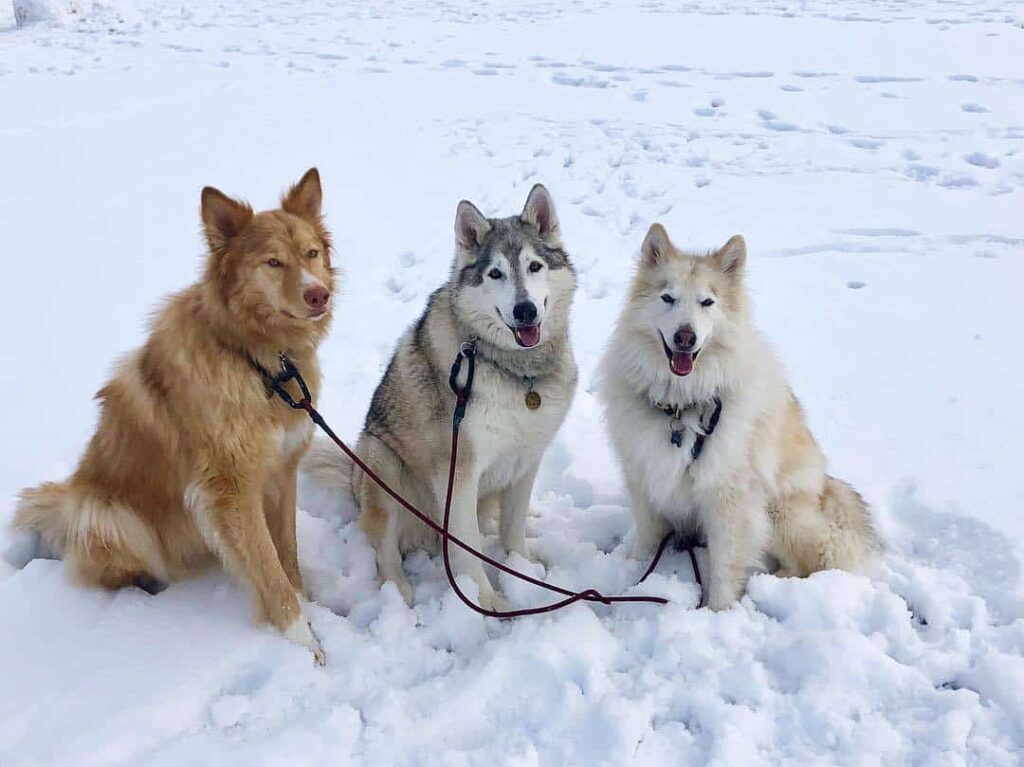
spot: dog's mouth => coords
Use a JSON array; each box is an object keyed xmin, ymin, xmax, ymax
[
  {"xmin": 282, "ymin": 307, "xmax": 329, "ymax": 321},
  {"xmin": 510, "ymin": 323, "xmax": 541, "ymax": 348},
  {"xmin": 660, "ymin": 332, "xmax": 700, "ymax": 377}
]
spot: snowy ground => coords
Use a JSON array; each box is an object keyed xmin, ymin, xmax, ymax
[{"xmin": 2, "ymin": 1, "xmax": 1024, "ymax": 765}]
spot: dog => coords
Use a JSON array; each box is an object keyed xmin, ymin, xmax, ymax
[
  {"xmin": 598, "ymin": 223, "xmax": 876, "ymax": 609},
  {"xmin": 303, "ymin": 184, "xmax": 577, "ymax": 610},
  {"xmin": 13, "ymin": 168, "xmax": 335, "ymax": 663}
]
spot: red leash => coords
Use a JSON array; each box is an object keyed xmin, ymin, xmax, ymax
[{"xmin": 258, "ymin": 350, "xmax": 701, "ymax": 617}]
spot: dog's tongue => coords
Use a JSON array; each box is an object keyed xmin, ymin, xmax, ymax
[
  {"xmin": 514, "ymin": 324, "xmax": 541, "ymax": 348},
  {"xmin": 670, "ymin": 351, "xmax": 694, "ymax": 376}
]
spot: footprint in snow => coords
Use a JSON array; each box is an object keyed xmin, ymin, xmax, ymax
[
  {"xmin": 846, "ymin": 281, "xmax": 866, "ymax": 289},
  {"xmin": 964, "ymin": 152, "xmax": 999, "ymax": 169},
  {"xmin": 855, "ymin": 75, "xmax": 924, "ymax": 84},
  {"xmin": 849, "ymin": 137, "xmax": 884, "ymax": 150},
  {"xmin": 961, "ymin": 103, "xmax": 988, "ymax": 113}
]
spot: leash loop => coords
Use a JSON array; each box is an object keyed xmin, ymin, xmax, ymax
[
  {"xmin": 258, "ymin": 350, "xmax": 700, "ymax": 618},
  {"xmin": 448, "ymin": 340, "xmax": 477, "ymax": 426}
]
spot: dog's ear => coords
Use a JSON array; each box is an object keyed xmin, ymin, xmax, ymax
[
  {"xmin": 520, "ymin": 184, "xmax": 560, "ymax": 242},
  {"xmin": 713, "ymin": 235, "xmax": 746, "ymax": 276},
  {"xmin": 201, "ymin": 186, "xmax": 253, "ymax": 253},
  {"xmin": 640, "ymin": 223, "xmax": 673, "ymax": 267},
  {"xmin": 455, "ymin": 200, "xmax": 491, "ymax": 254},
  {"xmin": 281, "ymin": 167, "xmax": 323, "ymax": 222}
]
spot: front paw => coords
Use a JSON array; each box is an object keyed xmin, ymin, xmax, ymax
[
  {"xmin": 705, "ymin": 581, "xmax": 743, "ymax": 611},
  {"xmin": 284, "ymin": 617, "xmax": 326, "ymax": 666},
  {"xmin": 629, "ymin": 539, "xmax": 656, "ymax": 561},
  {"xmin": 475, "ymin": 583, "xmax": 510, "ymax": 614}
]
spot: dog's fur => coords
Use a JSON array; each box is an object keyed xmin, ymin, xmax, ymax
[
  {"xmin": 598, "ymin": 223, "xmax": 876, "ymax": 609},
  {"xmin": 13, "ymin": 169, "xmax": 335, "ymax": 662},
  {"xmin": 304, "ymin": 185, "xmax": 577, "ymax": 609}
]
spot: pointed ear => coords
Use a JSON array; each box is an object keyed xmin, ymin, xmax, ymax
[
  {"xmin": 200, "ymin": 186, "xmax": 253, "ymax": 253},
  {"xmin": 520, "ymin": 184, "xmax": 560, "ymax": 241},
  {"xmin": 281, "ymin": 167, "xmax": 323, "ymax": 222},
  {"xmin": 713, "ymin": 235, "xmax": 746, "ymax": 276},
  {"xmin": 455, "ymin": 200, "xmax": 491, "ymax": 253},
  {"xmin": 641, "ymin": 223, "xmax": 673, "ymax": 267}
]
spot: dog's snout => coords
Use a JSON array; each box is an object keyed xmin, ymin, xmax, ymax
[
  {"xmin": 513, "ymin": 301, "xmax": 538, "ymax": 325},
  {"xmin": 304, "ymin": 286, "xmax": 330, "ymax": 311},
  {"xmin": 674, "ymin": 326, "xmax": 697, "ymax": 350}
]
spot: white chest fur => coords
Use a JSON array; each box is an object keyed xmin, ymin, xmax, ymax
[
  {"xmin": 462, "ymin": 365, "xmax": 573, "ymax": 493},
  {"xmin": 276, "ymin": 419, "xmax": 314, "ymax": 459},
  {"xmin": 606, "ymin": 389, "xmax": 709, "ymax": 523}
]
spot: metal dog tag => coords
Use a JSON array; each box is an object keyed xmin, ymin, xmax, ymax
[{"xmin": 525, "ymin": 390, "xmax": 542, "ymax": 410}]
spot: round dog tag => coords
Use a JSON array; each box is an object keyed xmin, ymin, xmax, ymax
[{"xmin": 525, "ymin": 390, "xmax": 542, "ymax": 410}]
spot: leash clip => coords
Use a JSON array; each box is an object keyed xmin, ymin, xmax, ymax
[
  {"xmin": 265, "ymin": 353, "xmax": 312, "ymax": 409},
  {"xmin": 448, "ymin": 340, "xmax": 477, "ymax": 426}
]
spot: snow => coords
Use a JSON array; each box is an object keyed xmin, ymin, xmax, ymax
[{"xmin": 1, "ymin": 1, "xmax": 1023, "ymax": 764}]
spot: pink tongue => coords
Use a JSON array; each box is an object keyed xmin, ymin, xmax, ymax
[
  {"xmin": 670, "ymin": 351, "xmax": 694, "ymax": 376},
  {"xmin": 514, "ymin": 325, "xmax": 541, "ymax": 348}
]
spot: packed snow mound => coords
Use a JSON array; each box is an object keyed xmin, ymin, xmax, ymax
[{"xmin": 1, "ymin": 0, "xmax": 1023, "ymax": 765}]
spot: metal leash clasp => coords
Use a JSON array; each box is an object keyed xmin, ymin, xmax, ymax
[
  {"xmin": 448, "ymin": 340, "xmax": 477, "ymax": 426},
  {"xmin": 268, "ymin": 352, "xmax": 312, "ymax": 409}
]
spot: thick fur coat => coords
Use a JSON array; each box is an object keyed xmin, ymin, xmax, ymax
[
  {"xmin": 598, "ymin": 224, "xmax": 876, "ymax": 609},
  {"xmin": 14, "ymin": 169, "xmax": 335, "ymax": 662}
]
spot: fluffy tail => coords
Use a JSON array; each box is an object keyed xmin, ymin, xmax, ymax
[
  {"xmin": 12, "ymin": 481, "xmax": 73, "ymax": 561},
  {"xmin": 820, "ymin": 476, "xmax": 878, "ymax": 569},
  {"xmin": 301, "ymin": 437, "xmax": 354, "ymax": 491}
]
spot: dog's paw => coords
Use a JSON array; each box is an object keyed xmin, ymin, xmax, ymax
[
  {"xmin": 393, "ymin": 578, "xmax": 415, "ymax": 607},
  {"xmin": 284, "ymin": 617, "xmax": 326, "ymax": 666},
  {"xmin": 476, "ymin": 586, "xmax": 510, "ymax": 614},
  {"xmin": 629, "ymin": 540, "xmax": 655, "ymax": 561},
  {"xmin": 704, "ymin": 582, "xmax": 742, "ymax": 611}
]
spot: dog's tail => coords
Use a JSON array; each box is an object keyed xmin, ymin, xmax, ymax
[
  {"xmin": 14, "ymin": 481, "xmax": 169, "ymax": 587},
  {"xmin": 301, "ymin": 437, "xmax": 354, "ymax": 491},
  {"xmin": 820, "ymin": 476, "xmax": 879, "ymax": 569},
  {"xmin": 11, "ymin": 481, "xmax": 74, "ymax": 564}
]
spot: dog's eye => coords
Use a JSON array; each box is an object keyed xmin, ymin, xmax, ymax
[
  {"xmin": 528, "ymin": 261, "xmax": 543, "ymax": 273},
  {"xmin": 701, "ymin": 298, "xmax": 715, "ymax": 307},
  {"xmin": 267, "ymin": 258, "xmax": 283, "ymax": 268},
  {"xmin": 660, "ymin": 293, "xmax": 675, "ymax": 305},
  {"xmin": 488, "ymin": 268, "xmax": 503, "ymax": 280},
  {"xmin": 306, "ymin": 249, "xmax": 319, "ymax": 259}
]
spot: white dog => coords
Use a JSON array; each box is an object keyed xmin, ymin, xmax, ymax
[{"xmin": 598, "ymin": 223, "xmax": 876, "ymax": 609}]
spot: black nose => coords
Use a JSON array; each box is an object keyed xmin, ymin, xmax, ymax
[
  {"xmin": 513, "ymin": 301, "xmax": 538, "ymax": 324},
  {"xmin": 674, "ymin": 326, "xmax": 697, "ymax": 350}
]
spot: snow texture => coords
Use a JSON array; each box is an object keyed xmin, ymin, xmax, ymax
[{"xmin": 1, "ymin": 1, "xmax": 1023, "ymax": 765}]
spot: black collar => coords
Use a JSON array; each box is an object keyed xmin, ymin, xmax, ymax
[{"xmin": 652, "ymin": 396, "xmax": 722, "ymax": 462}]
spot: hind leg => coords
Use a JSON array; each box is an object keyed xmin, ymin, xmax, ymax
[
  {"xmin": 770, "ymin": 489, "xmax": 832, "ymax": 578},
  {"xmin": 359, "ymin": 482, "xmax": 415, "ymax": 605},
  {"xmin": 773, "ymin": 478, "xmax": 876, "ymax": 576}
]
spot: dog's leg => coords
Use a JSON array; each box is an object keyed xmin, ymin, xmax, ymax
[
  {"xmin": 359, "ymin": 480, "xmax": 415, "ymax": 606},
  {"xmin": 198, "ymin": 470, "xmax": 324, "ymax": 665},
  {"xmin": 499, "ymin": 462, "xmax": 539, "ymax": 559},
  {"xmin": 434, "ymin": 464, "xmax": 506, "ymax": 612},
  {"xmin": 701, "ymin": 487, "xmax": 768, "ymax": 610},
  {"xmin": 264, "ymin": 459, "xmax": 305, "ymax": 596},
  {"xmin": 626, "ymin": 478, "xmax": 670, "ymax": 560}
]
